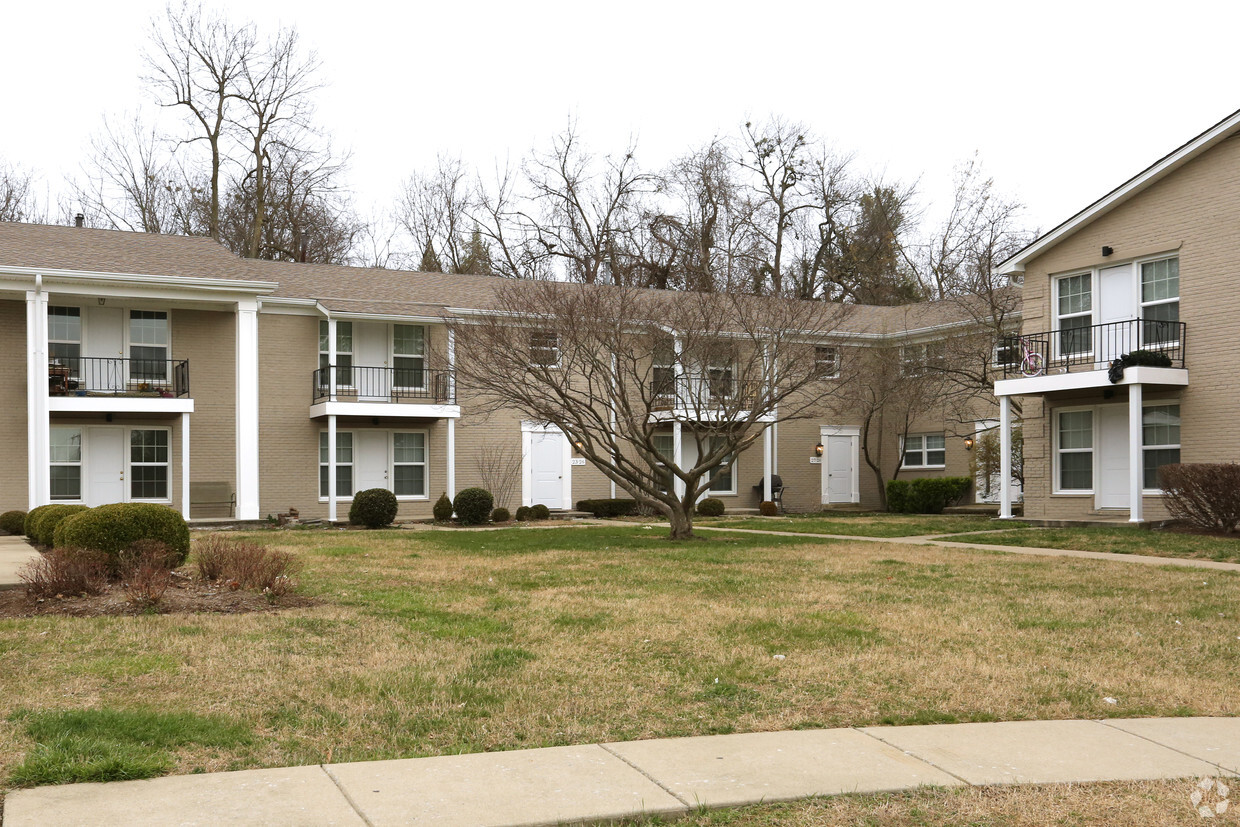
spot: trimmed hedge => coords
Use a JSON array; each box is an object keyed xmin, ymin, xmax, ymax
[
  {"xmin": 886, "ymin": 477, "xmax": 971, "ymax": 514},
  {"xmin": 24, "ymin": 504, "xmax": 59, "ymax": 537},
  {"xmin": 696, "ymin": 497, "xmax": 725, "ymax": 517},
  {"xmin": 432, "ymin": 492, "xmax": 454, "ymax": 522},
  {"xmin": 515, "ymin": 506, "xmax": 532, "ymax": 522},
  {"xmin": 349, "ymin": 488, "xmax": 398, "ymax": 528},
  {"xmin": 491, "ymin": 507, "xmax": 511, "ymax": 523},
  {"xmin": 54, "ymin": 503, "xmax": 191, "ymax": 567},
  {"xmin": 0, "ymin": 510, "xmax": 26, "ymax": 535},
  {"xmin": 530, "ymin": 503, "xmax": 551, "ymax": 521},
  {"xmin": 31, "ymin": 504, "xmax": 89, "ymax": 547},
  {"xmin": 453, "ymin": 488, "xmax": 494, "ymax": 526},
  {"xmin": 576, "ymin": 498, "xmax": 638, "ymax": 518}
]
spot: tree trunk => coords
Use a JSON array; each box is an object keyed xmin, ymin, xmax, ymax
[{"xmin": 667, "ymin": 502, "xmax": 695, "ymax": 540}]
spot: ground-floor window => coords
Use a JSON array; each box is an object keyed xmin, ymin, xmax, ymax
[
  {"xmin": 705, "ymin": 436, "xmax": 736, "ymax": 494},
  {"xmin": 319, "ymin": 432, "xmax": 354, "ymax": 497},
  {"xmin": 1056, "ymin": 409, "xmax": 1094, "ymax": 491},
  {"xmin": 901, "ymin": 433, "xmax": 946, "ymax": 468},
  {"xmin": 50, "ymin": 426, "xmax": 82, "ymax": 500},
  {"xmin": 1142, "ymin": 404, "xmax": 1180, "ymax": 490},
  {"xmin": 129, "ymin": 429, "xmax": 170, "ymax": 500},
  {"xmin": 653, "ymin": 433, "xmax": 675, "ymax": 493},
  {"xmin": 393, "ymin": 432, "xmax": 427, "ymax": 497},
  {"xmin": 319, "ymin": 430, "xmax": 429, "ymax": 499}
]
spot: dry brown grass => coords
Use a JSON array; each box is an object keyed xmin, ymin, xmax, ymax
[{"xmin": 1, "ymin": 525, "xmax": 1237, "ymax": 783}]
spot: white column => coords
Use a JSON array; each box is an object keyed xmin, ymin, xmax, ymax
[
  {"xmin": 327, "ymin": 317, "xmax": 337, "ymax": 400},
  {"xmin": 999, "ymin": 395, "xmax": 1012, "ymax": 519},
  {"xmin": 763, "ymin": 426, "xmax": 773, "ymax": 502},
  {"xmin": 181, "ymin": 412, "xmax": 191, "ymax": 518},
  {"xmin": 1129, "ymin": 383, "xmax": 1144, "ymax": 523},
  {"xmin": 446, "ymin": 326, "xmax": 455, "ymax": 402},
  {"xmin": 673, "ymin": 421, "xmax": 685, "ymax": 499},
  {"xmin": 235, "ymin": 302, "xmax": 260, "ymax": 519},
  {"xmin": 328, "ymin": 414, "xmax": 338, "ymax": 523},
  {"xmin": 446, "ymin": 417, "xmax": 456, "ymax": 499},
  {"xmin": 26, "ymin": 288, "xmax": 50, "ymax": 509},
  {"xmin": 772, "ymin": 420, "xmax": 779, "ymax": 475}
]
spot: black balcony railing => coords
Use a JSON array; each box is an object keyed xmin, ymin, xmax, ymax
[
  {"xmin": 650, "ymin": 375, "xmax": 765, "ymax": 410},
  {"xmin": 313, "ymin": 366, "xmax": 455, "ymax": 404},
  {"xmin": 1000, "ymin": 318, "xmax": 1186, "ymax": 379},
  {"xmin": 48, "ymin": 357, "xmax": 190, "ymax": 397}
]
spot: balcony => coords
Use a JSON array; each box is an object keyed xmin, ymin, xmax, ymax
[
  {"xmin": 310, "ymin": 366, "xmax": 459, "ymax": 419},
  {"xmin": 995, "ymin": 318, "xmax": 1188, "ymax": 397},
  {"xmin": 47, "ymin": 357, "xmax": 193, "ymax": 413},
  {"xmin": 649, "ymin": 375, "xmax": 772, "ymax": 423}
]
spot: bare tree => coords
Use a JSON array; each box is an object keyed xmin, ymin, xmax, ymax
[
  {"xmin": 450, "ymin": 281, "xmax": 850, "ymax": 539},
  {"xmin": 473, "ymin": 445, "xmax": 523, "ymax": 511},
  {"xmin": 0, "ymin": 159, "xmax": 41, "ymax": 222},
  {"xmin": 397, "ymin": 155, "xmax": 474, "ymax": 273}
]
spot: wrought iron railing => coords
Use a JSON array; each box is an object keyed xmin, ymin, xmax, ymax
[
  {"xmin": 313, "ymin": 366, "xmax": 455, "ymax": 403},
  {"xmin": 48, "ymin": 357, "xmax": 190, "ymax": 397},
  {"xmin": 1000, "ymin": 318, "xmax": 1186, "ymax": 379},
  {"xmin": 650, "ymin": 375, "xmax": 764, "ymax": 410}
]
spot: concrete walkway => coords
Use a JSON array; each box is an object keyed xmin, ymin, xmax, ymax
[
  {"xmin": 5, "ymin": 717, "xmax": 1237, "ymax": 826},
  {"xmin": 0, "ymin": 535, "xmax": 40, "ymax": 590}
]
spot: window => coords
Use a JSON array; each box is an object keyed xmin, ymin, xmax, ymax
[
  {"xmin": 1057, "ymin": 410, "xmax": 1094, "ymax": 491},
  {"xmin": 393, "ymin": 325, "xmax": 426, "ymax": 389},
  {"xmin": 705, "ymin": 436, "xmax": 735, "ymax": 494},
  {"xmin": 1142, "ymin": 404, "xmax": 1180, "ymax": 489},
  {"xmin": 814, "ymin": 345, "xmax": 840, "ymax": 379},
  {"xmin": 902, "ymin": 433, "xmax": 946, "ymax": 468},
  {"xmin": 900, "ymin": 342, "xmax": 944, "ymax": 376},
  {"xmin": 319, "ymin": 321, "xmax": 354, "ymax": 386},
  {"xmin": 707, "ymin": 362, "xmax": 734, "ymax": 399},
  {"xmin": 994, "ymin": 333, "xmax": 1020, "ymax": 370},
  {"xmin": 530, "ymin": 330, "xmax": 560, "ymax": 367},
  {"xmin": 652, "ymin": 339, "xmax": 676, "ymax": 404},
  {"xmin": 1141, "ymin": 258, "xmax": 1179, "ymax": 346},
  {"xmin": 1056, "ymin": 273, "xmax": 1092, "ymax": 355},
  {"xmin": 653, "ymin": 433, "xmax": 675, "ymax": 493},
  {"xmin": 130, "ymin": 429, "xmax": 170, "ymax": 500},
  {"xmin": 393, "ymin": 432, "xmax": 427, "ymax": 497},
  {"xmin": 48, "ymin": 307, "xmax": 81, "ymax": 378},
  {"xmin": 130, "ymin": 310, "xmax": 169, "ymax": 382},
  {"xmin": 319, "ymin": 431, "xmax": 354, "ymax": 497},
  {"xmin": 49, "ymin": 427, "xmax": 82, "ymax": 501}
]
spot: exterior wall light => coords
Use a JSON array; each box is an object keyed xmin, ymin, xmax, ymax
[
  {"xmin": 964, "ymin": 436, "xmax": 975, "ymax": 451},
  {"xmin": 572, "ymin": 439, "xmax": 584, "ymax": 452},
  {"xmin": 814, "ymin": 442, "xmax": 824, "ymax": 457}
]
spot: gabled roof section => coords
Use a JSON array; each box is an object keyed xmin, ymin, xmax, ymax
[{"xmin": 998, "ymin": 106, "xmax": 1240, "ymax": 275}]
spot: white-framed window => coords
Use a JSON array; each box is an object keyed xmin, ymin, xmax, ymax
[
  {"xmin": 900, "ymin": 342, "xmax": 944, "ymax": 377},
  {"xmin": 49, "ymin": 426, "xmax": 82, "ymax": 501},
  {"xmin": 1142, "ymin": 404, "xmax": 1181, "ymax": 490},
  {"xmin": 652, "ymin": 339, "xmax": 676, "ymax": 404},
  {"xmin": 319, "ymin": 431, "xmax": 354, "ymax": 497},
  {"xmin": 1140, "ymin": 257, "xmax": 1179, "ymax": 346},
  {"xmin": 653, "ymin": 432, "xmax": 675, "ymax": 493},
  {"xmin": 48, "ymin": 306, "xmax": 82, "ymax": 379},
  {"xmin": 393, "ymin": 432, "xmax": 428, "ymax": 498},
  {"xmin": 130, "ymin": 310, "xmax": 169, "ymax": 382},
  {"xmin": 1056, "ymin": 409, "xmax": 1094, "ymax": 491},
  {"xmin": 530, "ymin": 330, "xmax": 560, "ymax": 368},
  {"xmin": 814, "ymin": 345, "xmax": 840, "ymax": 379},
  {"xmin": 129, "ymin": 428, "xmax": 170, "ymax": 500},
  {"xmin": 393, "ymin": 325, "xmax": 426, "ymax": 390},
  {"xmin": 902, "ymin": 433, "xmax": 946, "ymax": 468},
  {"xmin": 1056, "ymin": 273, "xmax": 1093, "ymax": 355},
  {"xmin": 994, "ymin": 332, "xmax": 1020, "ymax": 370},
  {"xmin": 705, "ymin": 436, "xmax": 736, "ymax": 494},
  {"xmin": 319, "ymin": 321, "xmax": 354, "ymax": 385}
]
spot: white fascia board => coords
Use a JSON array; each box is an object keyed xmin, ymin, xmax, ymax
[
  {"xmin": 994, "ymin": 366, "xmax": 1188, "ymax": 397},
  {"xmin": 0, "ymin": 265, "xmax": 277, "ymax": 295},
  {"xmin": 309, "ymin": 401, "xmax": 462, "ymax": 419},
  {"xmin": 48, "ymin": 397, "xmax": 195, "ymax": 414}
]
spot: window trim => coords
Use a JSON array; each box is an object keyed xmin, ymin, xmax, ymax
[
  {"xmin": 128, "ymin": 308, "xmax": 171, "ymax": 385},
  {"xmin": 704, "ymin": 436, "xmax": 738, "ymax": 496},
  {"xmin": 1054, "ymin": 271, "xmax": 1094, "ymax": 358},
  {"xmin": 814, "ymin": 345, "xmax": 840, "ymax": 380},
  {"xmin": 128, "ymin": 427, "xmax": 172, "ymax": 502},
  {"xmin": 319, "ymin": 320, "xmax": 355, "ymax": 389},
  {"xmin": 1139, "ymin": 256, "xmax": 1180, "ymax": 347},
  {"xmin": 529, "ymin": 329, "xmax": 561, "ymax": 369},
  {"xmin": 319, "ymin": 430, "xmax": 355, "ymax": 500},
  {"xmin": 1141, "ymin": 403, "xmax": 1181, "ymax": 494},
  {"xmin": 900, "ymin": 432, "xmax": 946, "ymax": 469},
  {"xmin": 48, "ymin": 306, "xmax": 83, "ymax": 380},
  {"xmin": 49, "ymin": 425, "xmax": 83, "ymax": 502},
  {"xmin": 392, "ymin": 324, "xmax": 427, "ymax": 391}
]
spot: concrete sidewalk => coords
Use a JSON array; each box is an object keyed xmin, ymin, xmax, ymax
[
  {"xmin": 0, "ymin": 535, "xmax": 40, "ymax": 590},
  {"xmin": 6, "ymin": 717, "xmax": 1238, "ymax": 826}
]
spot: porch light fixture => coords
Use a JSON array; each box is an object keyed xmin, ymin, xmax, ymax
[
  {"xmin": 814, "ymin": 442, "xmax": 824, "ymax": 457},
  {"xmin": 964, "ymin": 436, "xmax": 974, "ymax": 451},
  {"xmin": 572, "ymin": 439, "xmax": 584, "ymax": 452}
]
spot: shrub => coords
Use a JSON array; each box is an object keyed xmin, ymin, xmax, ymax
[
  {"xmin": 349, "ymin": 488, "xmax": 398, "ymax": 529},
  {"xmin": 118, "ymin": 543, "xmax": 176, "ymax": 609},
  {"xmin": 696, "ymin": 497, "xmax": 726, "ymax": 517},
  {"xmin": 1161, "ymin": 463, "xmax": 1240, "ymax": 534},
  {"xmin": 886, "ymin": 480, "xmax": 912, "ymax": 513},
  {"xmin": 31, "ymin": 504, "xmax": 89, "ymax": 547},
  {"xmin": 432, "ymin": 492, "xmax": 454, "ymax": 522},
  {"xmin": 20, "ymin": 548, "xmax": 109, "ymax": 597},
  {"xmin": 193, "ymin": 536, "xmax": 301, "ymax": 593},
  {"xmin": 24, "ymin": 504, "xmax": 59, "ymax": 537},
  {"xmin": 576, "ymin": 499, "xmax": 638, "ymax": 518},
  {"xmin": 886, "ymin": 477, "xmax": 971, "ymax": 513},
  {"xmin": 758, "ymin": 500, "xmax": 778, "ymax": 517},
  {"xmin": 515, "ymin": 506, "xmax": 532, "ymax": 522},
  {"xmin": 453, "ymin": 487, "xmax": 494, "ymax": 526},
  {"xmin": 491, "ymin": 507, "xmax": 511, "ymax": 523},
  {"xmin": 54, "ymin": 503, "xmax": 190, "ymax": 568},
  {"xmin": 530, "ymin": 503, "xmax": 551, "ymax": 521},
  {"xmin": 0, "ymin": 510, "xmax": 26, "ymax": 535}
]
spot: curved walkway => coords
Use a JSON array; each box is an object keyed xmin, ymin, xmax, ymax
[{"xmin": 6, "ymin": 717, "xmax": 1237, "ymax": 826}]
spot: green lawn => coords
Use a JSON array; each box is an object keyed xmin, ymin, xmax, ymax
[
  {"xmin": 704, "ymin": 513, "xmax": 1019, "ymax": 537},
  {"xmin": 1, "ymin": 524, "xmax": 1237, "ymax": 790},
  {"xmin": 948, "ymin": 526, "xmax": 1240, "ymax": 562}
]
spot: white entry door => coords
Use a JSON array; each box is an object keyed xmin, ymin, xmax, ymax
[
  {"xmin": 1096, "ymin": 405, "xmax": 1130, "ymax": 509},
  {"xmin": 354, "ymin": 322, "xmax": 390, "ymax": 400},
  {"xmin": 354, "ymin": 431, "xmax": 389, "ymax": 492},
  {"xmin": 530, "ymin": 430, "xmax": 565, "ymax": 509},
  {"xmin": 87, "ymin": 306, "xmax": 125, "ymax": 391},
  {"xmin": 820, "ymin": 427, "xmax": 859, "ymax": 504},
  {"xmin": 1098, "ymin": 264, "xmax": 1137, "ymax": 362},
  {"xmin": 86, "ymin": 426, "xmax": 126, "ymax": 506}
]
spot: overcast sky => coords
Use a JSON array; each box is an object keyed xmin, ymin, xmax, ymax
[{"xmin": 5, "ymin": 0, "xmax": 1238, "ymax": 239}]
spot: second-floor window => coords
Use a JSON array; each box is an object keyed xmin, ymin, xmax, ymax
[
  {"xmin": 130, "ymin": 310, "xmax": 169, "ymax": 382},
  {"xmin": 530, "ymin": 330, "xmax": 560, "ymax": 368},
  {"xmin": 1056, "ymin": 273, "xmax": 1093, "ymax": 355},
  {"xmin": 48, "ymin": 307, "xmax": 82, "ymax": 378},
  {"xmin": 393, "ymin": 324, "xmax": 426, "ymax": 389},
  {"xmin": 814, "ymin": 345, "xmax": 840, "ymax": 379},
  {"xmin": 1141, "ymin": 257, "xmax": 1179, "ymax": 345},
  {"xmin": 900, "ymin": 342, "xmax": 943, "ymax": 377},
  {"xmin": 319, "ymin": 321, "xmax": 353, "ymax": 385}
]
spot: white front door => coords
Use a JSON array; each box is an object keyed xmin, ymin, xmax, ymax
[
  {"xmin": 354, "ymin": 322, "xmax": 390, "ymax": 400},
  {"xmin": 820, "ymin": 427, "xmax": 859, "ymax": 504},
  {"xmin": 355, "ymin": 431, "xmax": 389, "ymax": 492},
  {"xmin": 530, "ymin": 431, "xmax": 564, "ymax": 509},
  {"xmin": 86, "ymin": 426, "xmax": 126, "ymax": 506},
  {"xmin": 1098, "ymin": 264, "xmax": 1137, "ymax": 362},
  {"xmin": 87, "ymin": 306, "xmax": 125, "ymax": 391},
  {"xmin": 1096, "ymin": 405, "xmax": 1130, "ymax": 509}
]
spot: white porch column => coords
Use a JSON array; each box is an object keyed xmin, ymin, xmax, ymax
[
  {"xmin": 235, "ymin": 301, "xmax": 260, "ymax": 519},
  {"xmin": 1129, "ymin": 383, "xmax": 1144, "ymax": 523},
  {"xmin": 762, "ymin": 426, "xmax": 773, "ymax": 502},
  {"xmin": 328, "ymin": 317, "xmax": 338, "ymax": 400},
  {"xmin": 446, "ymin": 418, "xmax": 456, "ymax": 500},
  {"xmin": 672, "ymin": 421, "xmax": 685, "ymax": 499},
  {"xmin": 181, "ymin": 412, "xmax": 191, "ymax": 518},
  {"xmin": 328, "ymin": 414, "xmax": 338, "ymax": 523},
  {"xmin": 999, "ymin": 395, "xmax": 1013, "ymax": 519},
  {"xmin": 26, "ymin": 287, "xmax": 50, "ymax": 509}
]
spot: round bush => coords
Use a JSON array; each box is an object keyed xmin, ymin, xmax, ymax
[
  {"xmin": 349, "ymin": 488, "xmax": 398, "ymax": 528},
  {"xmin": 758, "ymin": 500, "xmax": 778, "ymax": 517},
  {"xmin": 433, "ymin": 492, "xmax": 454, "ymax": 522},
  {"xmin": 453, "ymin": 488, "xmax": 494, "ymax": 526},
  {"xmin": 696, "ymin": 498, "xmax": 725, "ymax": 517},
  {"xmin": 32, "ymin": 504, "xmax": 89, "ymax": 547},
  {"xmin": 23, "ymin": 504, "xmax": 58, "ymax": 537},
  {"xmin": 515, "ymin": 506, "xmax": 532, "ymax": 522},
  {"xmin": 530, "ymin": 503, "xmax": 551, "ymax": 521},
  {"xmin": 0, "ymin": 510, "xmax": 26, "ymax": 535},
  {"xmin": 55, "ymin": 503, "xmax": 191, "ymax": 568},
  {"xmin": 491, "ymin": 507, "xmax": 511, "ymax": 523}
]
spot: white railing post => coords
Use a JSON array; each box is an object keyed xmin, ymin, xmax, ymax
[
  {"xmin": 1129, "ymin": 383, "xmax": 1144, "ymax": 523},
  {"xmin": 999, "ymin": 395, "xmax": 1013, "ymax": 519}
]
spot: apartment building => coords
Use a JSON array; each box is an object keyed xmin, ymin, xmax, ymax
[{"xmin": 0, "ymin": 221, "xmax": 991, "ymax": 521}]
